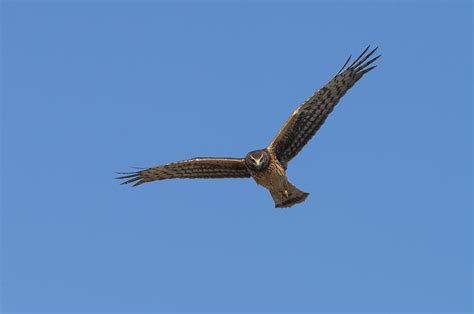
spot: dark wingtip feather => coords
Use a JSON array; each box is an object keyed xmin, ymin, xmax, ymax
[
  {"xmin": 116, "ymin": 169, "xmax": 143, "ymax": 185},
  {"xmin": 337, "ymin": 54, "xmax": 352, "ymax": 75},
  {"xmin": 120, "ymin": 176, "xmax": 142, "ymax": 185},
  {"xmin": 351, "ymin": 46, "xmax": 379, "ymax": 70},
  {"xmin": 356, "ymin": 54, "xmax": 381, "ymax": 73},
  {"xmin": 358, "ymin": 65, "xmax": 377, "ymax": 76},
  {"xmin": 349, "ymin": 45, "xmax": 370, "ymax": 68},
  {"xmin": 116, "ymin": 172, "xmax": 139, "ymax": 179},
  {"xmin": 116, "ymin": 165, "xmax": 148, "ymax": 184}
]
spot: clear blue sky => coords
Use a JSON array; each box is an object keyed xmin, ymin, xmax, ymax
[{"xmin": 1, "ymin": 1, "xmax": 472, "ymax": 313}]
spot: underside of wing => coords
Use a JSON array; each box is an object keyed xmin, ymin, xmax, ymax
[
  {"xmin": 117, "ymin": 157, "xmax": 250, "ymax": 186},
  {"xmin": 269, "ymin": 46, "xmax": 381, "ymax": 167}
]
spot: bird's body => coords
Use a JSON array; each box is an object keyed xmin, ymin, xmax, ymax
[
  {"xmin": 245, "ymin": 149, "xmax": 308, "ymax": 208},
  {"xmin": 118, "ymin": 46, "xmax": 380, "ymax": 208}
]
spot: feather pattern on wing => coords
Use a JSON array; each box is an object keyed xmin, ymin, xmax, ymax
[
  {"xmin": 117, "ymin": 157, "xmax": 250, "ymax": 186},
  {"xmin": 269, "ymin": 46, "xmax": 380, "ymax": 167}
]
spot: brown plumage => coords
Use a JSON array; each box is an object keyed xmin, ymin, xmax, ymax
[{"xmin": 118, "ymin": 46, "xmax": 380, "ymax": 208}]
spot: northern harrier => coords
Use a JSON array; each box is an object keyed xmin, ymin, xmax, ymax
[{"xmin": 118, "ymin": 46, "xmax": 380, "ymax": 208}]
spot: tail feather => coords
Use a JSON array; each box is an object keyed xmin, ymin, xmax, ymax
[{"xmin": 270, "ymin": 182, "xmax": 309, "ymax": 208}]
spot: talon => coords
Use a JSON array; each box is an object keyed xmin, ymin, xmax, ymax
[{"xmin": 283, "ymin": 190, "xmax": 289, "ymax": 198}]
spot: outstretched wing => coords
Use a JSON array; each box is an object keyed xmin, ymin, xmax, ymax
[
  {"xmin": 117, "ymin": 157, "xmax": 250, "ymax": 186},
  {"xmin": 269, "ymin": 46, "xmax": 380, "ymax": 167}
]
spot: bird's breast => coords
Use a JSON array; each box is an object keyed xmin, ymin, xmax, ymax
[{"xmin": 250, "ymin": 160, "xmax": 286, "ymax": 190}]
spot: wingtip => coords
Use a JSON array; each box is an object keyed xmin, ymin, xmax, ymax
[
  {"xmin": 117, "ymin": 174, "xmax": 143, "ymax": 185},
  {"xmin": 337, "ymin": 54, "xmax": 352, "ymax": 75},
  {"xmin": 116, "ymin": 173, "xmax": 138, "ymax": 180},
  {"xmin": 355, "ymin": 53, "xmax": 381, "ymax": 73},
  {"xmin": 349, "ymin": 45, "xmax": 371, "ymax": 68},
  {"xmin": 358, "ymin": 65, "xmax": 377, "ymax": 76}
]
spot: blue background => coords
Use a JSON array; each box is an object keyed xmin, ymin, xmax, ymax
[{"xmin": 2, "ymin": 1, "xmax": 472, "ymax": 313}]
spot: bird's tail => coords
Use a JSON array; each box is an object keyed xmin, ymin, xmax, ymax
[{"xmin": 270, "ymin": 181, "xmax": 309, "ymax": 208}]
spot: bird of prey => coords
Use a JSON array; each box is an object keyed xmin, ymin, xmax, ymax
[{"xmin": 118, "ymin": 46, "xmax": 380, "ymax": 208}]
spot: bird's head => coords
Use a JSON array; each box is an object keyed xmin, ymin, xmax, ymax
[{"xmin": 245, "ymin": 150, "xmax": 270, "ymax": 170}]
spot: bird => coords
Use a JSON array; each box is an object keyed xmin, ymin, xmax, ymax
[{"xmin": 117, "ymin": 46, "xmax": 380, "ymax": 208}]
